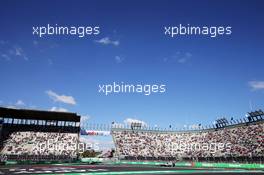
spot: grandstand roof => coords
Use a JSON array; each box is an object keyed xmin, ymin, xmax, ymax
[{"xmin": 0, "ymin": 107, "xmax": 80, "ymax": 122}]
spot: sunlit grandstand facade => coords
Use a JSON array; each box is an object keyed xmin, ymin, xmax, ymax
[{"xmin": 112, "ymin": 111, "xmax": 264, "ymax": 163}]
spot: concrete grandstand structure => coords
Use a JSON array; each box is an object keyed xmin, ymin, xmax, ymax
[{"xmin": 112, "ymin": 113, "xmax": 264, "ymax": 163}]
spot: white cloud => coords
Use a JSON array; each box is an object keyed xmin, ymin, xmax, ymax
[
  {"xmin": 188, "ymin": 124, "xmax": 200, "ymax": 129},
  {"xmin": 6, "ymin": 105, "xmax": 17, "ymax": 109},
  {"xmin": 111, "ymin": 118, "xmax": 148, "ymax": 128},
  {"xmin": 1, "ymin": 54, "xmax": 10, "ymax": 61},
  {"xmin": 164, "ymin": 51, "xmax": 192, "ymax": 64},
  {"xmin": 7, "ymin": 46, "xmax": 28, "ymax": 61},
  {"xmin": 114, "ymin": 56, "xmax": 124, "ymax": 63},
  {"xmin": 249, "ymin": 81, "xmax": 264, "ymax": 90},
  {"xmin": 124, "ymin": 118, "xmax": 147, "ymax": 127},
  {"xmin": 14, "ymin": 47, "xmax": 22, "ymax": 56},
  {"xmin": 13, "ymin": 46, "xmax": 28, "ymax": 61},
  {"xmin": 0, "ymin": 42, "xmax": 29, "ymax": 61},
  {"xmin": 46, "ymin": 90, "xmax": 76, "ymax": 105},
  {"xmin": 177, "ymin": 58, "xmax": 187, "ymax": 63},
  {"xmin": 112, "ymin": 41, "xmax": 119, "ymax": 46},
  {"xmin": 2, "ymin": 100, "xmax": 27, "ymax": 109},
  {"xmin": 50, "ymin": 107, "xmax": 68, "ymax": 112},
  {"xmin": 15, "ymin": 100, "xmax": 25, "ymax": 106},
  {"xmin": 177, "ymin": 52, "xmax": 192, "ymax": 64},
  {"xmin": 95, "ymin": 37, "xmax": 119, "ymax": 46}
]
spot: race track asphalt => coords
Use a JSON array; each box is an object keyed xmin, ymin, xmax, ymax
[{"xmin": 0, "ymin": 164, "xmax": 263, "ymax": 175}]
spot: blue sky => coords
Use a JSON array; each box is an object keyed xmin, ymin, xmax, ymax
[{"xmin": 0, "ymin": 0, "xmax": 264, "ymax": 129}]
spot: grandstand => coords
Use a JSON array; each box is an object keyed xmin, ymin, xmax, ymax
[
  {"xmin": 112, "ymin": 111, "xmax": 264, "ymax": 163},
  {"xmin": 0, "ymin": 107, "xmax": 263, "ymax": 174},
  {"xmin": 1, "ymin": 106, "xmax": 264, "ymax": 164},
  {"xmin": 0, "ymin": 107, "xmax": 81, "ymax": 161}
]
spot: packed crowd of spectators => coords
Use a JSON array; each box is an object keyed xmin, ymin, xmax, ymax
[
  {"xmin": 0, "ymin": 131, "xmax": 79, "ymax": 159},
  {"xmin": 112, "ymin": 122, "xmax": 264, "ymax": 160}
]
